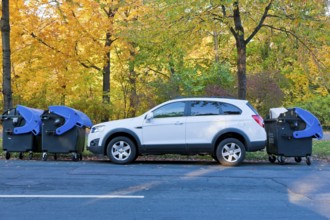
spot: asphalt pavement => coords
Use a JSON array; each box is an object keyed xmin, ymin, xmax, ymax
[{"xmin": 0, "ymin": 159, "xmax": 330, "ymax": 220}]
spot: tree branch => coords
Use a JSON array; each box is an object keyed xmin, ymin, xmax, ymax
[
  {"xmin": 71, "ymin": 10, "xmax": 103, "ymax": 47},
  {"xmin": 221, "ymin": 4, "xmax": 237, "ymax": 39},
  {"xmin": 229, "ymin": 27, "xmax": 238, "ymax": 41},
  {"xmin": 262, "ymin": 24, "xmax": 326, "ymax": 69},
  {"xmin": 221, "ymin": 5, "xmax": 226, "ymax": 17},
  {"xmin": 31, "ymin": 32, "xmax": 63, "ymax": 54},
  {"xmin": 245, "ymin": 0, "xmax": 273, "ymax": 44},
  {"xmin": 31, "ymin": 32, "xmax": 101, "ymax": 71},
  {"xmin": 147, "ymin": 67, "xmax": 169, "ymax": 79}
]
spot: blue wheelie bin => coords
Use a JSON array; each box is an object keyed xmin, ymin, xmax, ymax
[
  {"xmin": 41, "ymin": 106, "xmax": 92, "ymax": 161},
  {"xmin": 1, "ymin": 105, "xmax": 43, "ymax": 160},
  {"xmin": 265, "ymin": 107, "xmax": 323, "ymax": 165}
]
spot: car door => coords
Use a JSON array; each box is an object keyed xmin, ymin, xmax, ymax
[
  {"xmin": 185, "ymin": 101, "xmax": 223, "ymax": 153},
  {"xmin": 142, "ymin": 101, "xmax": 187, "ymax": 154},
  {"xmin": 186, "ymin": 101, "xmax": 243, "ymax": 154}
]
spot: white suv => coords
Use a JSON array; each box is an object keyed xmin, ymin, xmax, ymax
[{"xmin": 87, "ymin": 98, "xmax": 266, "ymax": 166}]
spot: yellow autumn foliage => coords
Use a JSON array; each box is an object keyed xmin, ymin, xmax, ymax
[{"xmin": 1, "ymin": 0, "xmax": 329, "ymax": 124}]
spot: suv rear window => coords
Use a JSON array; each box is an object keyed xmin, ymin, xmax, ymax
[
  {"xmin": 220, "ymin": 103, "xmax": 242, "ymax": 115},
  {"xmin": 246, "ymin": 102, "xmax": 259, "ymax": 115},
  {"xmin": 190, "ymin": 101, "xmax": 221, "ymax": 116}
]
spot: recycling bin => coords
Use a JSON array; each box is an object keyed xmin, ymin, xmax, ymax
[
  {"xmin": 265, "ymin": 107, "xmax": 323, "ymax": 165},
  {"xmin": 41, "ymin": 106, "xmax": 93, "ymax": 161},
  {"xmin": 1, "ymin": 105, "xmax": 43, "ymax": 160}
]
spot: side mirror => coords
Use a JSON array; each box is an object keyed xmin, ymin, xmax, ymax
[{"xmin": 145, "ymin": 112, "xmax": 154, "ymax": 121}]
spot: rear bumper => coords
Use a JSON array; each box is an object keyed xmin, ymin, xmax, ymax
[{"xmin": 246, "ymin": 140, "xmax": 266, "ymax": 152}]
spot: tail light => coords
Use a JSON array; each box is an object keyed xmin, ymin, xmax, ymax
[{"xmin": 252, "ymin": 115, "xmax": 264, "ymax": 127}]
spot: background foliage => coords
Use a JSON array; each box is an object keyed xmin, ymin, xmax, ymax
[{"xmin": 0, "ymin": 0, "xmax": 329, "ymax": 127}]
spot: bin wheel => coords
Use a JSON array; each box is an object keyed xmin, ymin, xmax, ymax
[
  {"xmin": 42, "ymin": 153, "xmax": 48, "ymax": 161},
  {"xmin": 5, "ymin": 152, "xmax": 10, "ymax": 160},
  {"xmin": 29, "ymin": 152, "xmax": 33, "ymax": 160},
  {"xmin": 268, "ymin": 155, "xmax": 276, "ymax": 163},
  {"xmin": 54, "ymin": 154, "xmax": 57, "ymax": 161},
  {"xmin": 19, "ymin": 152, "xmax": 23, "ymax": 160},
  {"xmin": 306, "ymin": 156, "xmax": 311, "ymax": 166},
  {"xmin": 72, "ymin": 153, "xmax": 78, "ymax": 161},
  {"xmin": 278, "ymin": 156, "xmax": 285, "ymax": 165},
  {"xmin": 294, "ymin": 157, "xmax": 302, "ymax": 163}
]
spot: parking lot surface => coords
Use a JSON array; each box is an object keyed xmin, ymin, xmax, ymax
[{"xmin": 1, "ymin": 159, "xmax": 330, "ymax": 220}]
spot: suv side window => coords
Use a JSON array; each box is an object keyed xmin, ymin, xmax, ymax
[
  {"xmin": 153, "ymin": 102, "xmax": 185, "ymax": 118},
  {"xmin": 190, "ymin": 101, "xmax": 221, "ymax": 116},
  {"xmin": 220, "ymin": 103, "xmax": 242, "ymax": 115}
]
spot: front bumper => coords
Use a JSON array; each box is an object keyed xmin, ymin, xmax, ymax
[{"xmin": 87, "ymin": 138, "xmax": 104, "ymax": 155}]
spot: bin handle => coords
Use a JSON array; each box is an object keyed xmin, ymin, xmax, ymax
[
  {"xmin": 1, "ymin": 108, "xmax": 17, "ymax": 121},
  {"xmin": 281, "ymin": 133, "xmax": 293, "ymax": 140},
  {"xmin": 45, "ymin": 130, "xmax": 56, "ymax": 135},
  {"xmin": 5, "ymin": 128, "xmax": 13, "ymax": 135}
]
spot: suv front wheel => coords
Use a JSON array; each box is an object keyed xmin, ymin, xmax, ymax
[
  {"xmin": 216, "ymin": 138, "xmax": 246, "ymax": 166},
  {"xmin": 107, "ymin": 136, "xmax": 137, "ymax": 164}
]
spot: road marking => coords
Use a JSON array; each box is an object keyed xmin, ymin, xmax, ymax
[{"xmin": 0, "ymin": 195, "xmax": 144, "ymax": 199}]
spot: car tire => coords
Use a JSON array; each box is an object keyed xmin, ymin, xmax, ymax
[
  {"xmin": 268, "ymin": 155, "xmax": 276, "ymax": 163},
  {"xmin": 107, "ymin": 136, "xmax": 137, "ymax": 164},
  {"xmin": 216, "ymin": 138, "xmax": 246, "ymax": 166}
]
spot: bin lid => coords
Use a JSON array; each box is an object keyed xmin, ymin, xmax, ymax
[
  {"xmin": 269, "ymin": 107, "xmax": 287, "ymax": 119},
  {"xmin": 14, "ymin": 105, "xmax": 43, "ymax": 135},
  {"xmin": 292, "ymin": 107, "xmax": 323, "ymax": 140},
  {"xmin": 48, "ymin": 106, "xmax": 93, "ymax": 135}
]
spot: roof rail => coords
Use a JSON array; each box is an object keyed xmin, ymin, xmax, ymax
[{"xmin": 174, "ymin": 96, "xmax": 239, "ymax": 100}]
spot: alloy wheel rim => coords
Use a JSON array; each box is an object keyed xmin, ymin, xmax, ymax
[
  {"xmin": 112, "ymin": 141, "xmax": 131, "ymax": 161},
  {"xmin": 222, "ymin": 143, "xmax": 241, "ymax": 162}
]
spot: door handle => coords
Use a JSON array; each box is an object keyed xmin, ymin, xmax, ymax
[{"xmin": 175, "ymin": 122, "xmax": 184, "ymax": 125}]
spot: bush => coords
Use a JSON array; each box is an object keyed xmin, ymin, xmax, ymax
[{"xmin": 247, "ymin": 72, "xmax": 284, "ymax": 117}]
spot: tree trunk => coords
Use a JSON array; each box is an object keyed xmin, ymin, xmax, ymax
[
  {"xmin": 229, "ymin": 1, "xmax": 273, "ymax": 99},
  {"xmin": 102, "ymin": 32, "xmax": 111, "ymax": 105},
  {"xmin": 1, "ymin": 0, "xmax": 12, "ymax": 110},
  {"xmin": 232, "ymin": 2, "xmax": 247, "ymax": 100},
  {"xmin": 127, "ymin": 63, "xmax": 137, "ymax": 118},
  {"xmin": 213, "ymin": 30, "xmax": 220, "ymax": 63},
  {"xmin": 237, "ymin": 41, "xmax": 247, "ymax": 100},
  {"xmin": 126, "ymin": 47, "xmax": 138, "ymax": 118}
]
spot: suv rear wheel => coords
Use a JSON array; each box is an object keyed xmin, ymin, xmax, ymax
[
  {"xmin": 107, "ymin": 136, "xmax": 137, "ymax": 164},
  {"xmin": 216, "ymin": 138, "xmax": 246, "ymax": 166}
]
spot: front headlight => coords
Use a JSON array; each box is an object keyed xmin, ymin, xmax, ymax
[{"xmin": 91, "ymin": 125, "xmax": 105, "ymax": 133}]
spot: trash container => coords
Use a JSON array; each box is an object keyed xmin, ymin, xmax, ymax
[
  {"xmin": 1, "ymin": 105, "xmax": 43, "ymax": 160},
  {"xmin": 265, "ymin": 107, "xmax": 323, "ymax": 165},
  {"xmin": 41, "ymin": 106, "xmax": 93, "ymax": 161}
]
